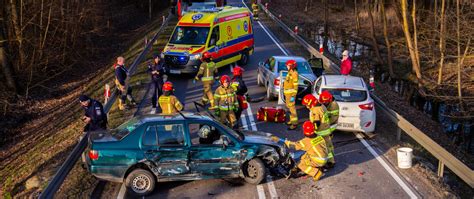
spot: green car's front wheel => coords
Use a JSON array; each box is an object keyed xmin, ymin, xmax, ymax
[
  {"xmin": 243, "ymin": 158, "xmax": 266, "ymax": 184},
  {"xmin": 125, "ymin": 169, "xmax": 156, "ymax": 196}
]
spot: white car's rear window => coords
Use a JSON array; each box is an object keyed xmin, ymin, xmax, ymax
[{"xmin": 323, "ymin": 88, "xmax": 367, "ymax": 102}]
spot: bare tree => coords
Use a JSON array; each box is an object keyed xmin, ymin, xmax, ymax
[
  {"xmin": 368, "ymin": 1, "xmax": 383, "ymax": 65},
  {"xmin": 380, "ymin": 0, "xmax": 394, "ymax": 78},
  {"xmin": 437, "ymin": 0, "xmax": 446, "ymax": 84},
  {"xmin": 400, "ymin": 0, "xmax": 422, "ymax": 86}
]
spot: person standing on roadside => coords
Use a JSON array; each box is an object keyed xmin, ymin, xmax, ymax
[
  {"xmin": 148, "ymin": 54, "xmax": 165, "ymax": 110},
  {"xmin": 194, "ymin": 52, "xmax": 218, "ymax": 108},
  {"xmin": 340, "ymin": 50, "xmax": 352, "ymax": 75},
  {"xmin": 283, "ymin": 60, "xmax": 299, "ymax": 130},
  {"xmin": 114, "ymin": 56, "xmax": 136, "ymax": 110},
  {"xmin": 79, "ymin": 95, "xmax": 107, "ymax": 132},
  {"xmin": 231, "ymin": 66, "xmax": 248, "ymax": 121}
]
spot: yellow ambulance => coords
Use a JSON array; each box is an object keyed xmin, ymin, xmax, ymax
[{"xmin": 162, "ymin": 6, "xmax": 254, "ymax": 74}]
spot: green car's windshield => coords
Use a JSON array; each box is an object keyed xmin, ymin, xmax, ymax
[
  {"xmin": 110, "ymin": 117, "xmax": 143, "ymax": 139},
  {"xmin": 277, "ymin": 61, "xmax": 312, "ymax": 74},
  {"xmin": 169, "ymin": 26, "xmax": 210, "ymax": 45}
]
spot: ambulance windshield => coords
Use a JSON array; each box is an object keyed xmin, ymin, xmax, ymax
[{"xmin": 170, "ymin": 26, "xmax": 210, "ymax": 45}]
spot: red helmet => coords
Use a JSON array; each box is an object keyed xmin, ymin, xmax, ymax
[
  {"xmin": 233, "ymin": 66, "xmax": 244, "ymax": 77},
  {"xmin": 220, "ymin": 75, "xmax": 231, "ymax": 85},
  {"xmin": 319, "ymin": 90, "xmax": 333, "ymax": 104},
  {"xmin": 286, "ymin": 60, "xmax": 297, "ymax": 70},
  {"xmin": 163, "ymin": 81, "xmax": 173, "ymax": 91},
  {"xmin": 303, "ymin": 121, "xmax": 315, "ymax": 137},
  {"xmin": 302, "ymin": 94, "xmax": 318, "ymax": 107},
  {"xmin": 201, "ymin": 52, "xmax": 212, "ymax": 61}
]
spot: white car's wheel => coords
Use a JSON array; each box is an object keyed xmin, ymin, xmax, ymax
[
  {"xmin": 267, "ymin": 86, "xmax": 275, "ymax": 101},
  {"xmin": 257, "ymin": 72, "xmax": 263, "ymax": 86}
]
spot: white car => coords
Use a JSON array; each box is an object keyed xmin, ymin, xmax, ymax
[{"xmin": 312, "ymin": 75, "xmax": 376, "ymax": 133}]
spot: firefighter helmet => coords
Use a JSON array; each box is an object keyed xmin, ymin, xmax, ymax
[
  {"xmin": 302, "ymin": 121, "xmax": 315, "ymax": 137},
  {"xmin": 163, "ymin": 81, "xmax": 173, "ymax": 91},
  {"xmin": 285, "ymin": 60, "xmax": 297, "ymax": 70},
  {"xmin": 319, "ymin": 90, "xmax": 333, "ymax": 104},
  {"xmin": 233, "ymin": 66, "xmax": 244, "ymax": 77},
  {"xmin": 220, "ymin": 75, "xmax": 231, "ymax": 85},
  {"xmin": 201, "ymin": 52, "xmax": 212, "ymax": 61},
  {"xmin": 302, "ymin": 94, "xmax": 318, "ymax": 107}
]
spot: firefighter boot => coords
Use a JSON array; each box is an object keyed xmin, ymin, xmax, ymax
[{"xmin": 313, "ymin": 169, "xmax": 323, "ymax": 181}]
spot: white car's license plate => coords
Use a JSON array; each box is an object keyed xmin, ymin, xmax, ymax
[
  {"xmin": 170, "ymin": 70, "xmax": 181, "ymax": 74},
  {"xmin": 338, "ymin": 123, "xmax": 354, "ymax": 128}
]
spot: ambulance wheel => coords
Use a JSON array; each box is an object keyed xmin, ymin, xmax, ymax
[
  {"xmin": 243, "ymin": 158, "xmax": 266, "ymax": 185},
  {"xmin": 237, "ymin": 52, "xmax": 249, "ymax": 66}
]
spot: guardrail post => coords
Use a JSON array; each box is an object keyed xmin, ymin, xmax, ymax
[
  {"xmin": 396, "ymin": 127, "xmax": 402, "ymax": 141},
  {"xmin": 438, "ymin": 160, "xmax": 445, "ymax": 177}
]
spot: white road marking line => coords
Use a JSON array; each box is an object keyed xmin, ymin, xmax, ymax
[
  {"xmin": 266, "ymin": 176, "xmax": 278, "ymax": 199},
  {"xmin": 257, "ymin": 21, "xmax": 289, "ymax": 56},
  {"xmin": 257, "ymin": 184, "xmax": 266, "ymax": 199},
  {"xmin": 246, "ymin": 106, "xmax": 257, "ymax": 131},
  {"xmin": 240, "ymin": 111, "xmax": 249, "ymax": 130},
  {"xmin": 117, "ymin": 183, "xmax": 126, "ymax": 199},
  {"xmin": 241, "ymin": 0, "xmax": 289, "ymax": 56},
  {"xmin": 355, "ymin": 133, "xmax": 418, "ymax": 199}
]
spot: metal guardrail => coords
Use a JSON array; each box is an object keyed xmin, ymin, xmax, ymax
[
  {"xmin": 39, "ymin": 14, "xmax": 172, "ymax": 199},
  {"xmin": 259, "ymin": 3, "xmax": 474, "ymax": 188}
]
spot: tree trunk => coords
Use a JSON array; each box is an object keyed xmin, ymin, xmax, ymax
[
  {"xmin": 381, "ymin": 0, "xmax": 394, "ymax": 78},
  {"xmin": 368, "ymin": 3, "xmax": 383, "ymax": 65},
  {"xmin": 7, "ymin": 0, "xmax": 25, "ymax": 69},
  {"xmin": 149, "ymin": 0, "xmax": 152, "ymax": 20},
  {"xmin": 400, "ymin": 0, "xmax": 422, "ymax": 86},
  {"xmin": 437, "ymin": 0, "xmax": 446, "ymax": 84},
  {"xmin": 412, "ymin": 0, "xmax": 421, "ymax": 74},
  {"xmin": 456, "ymin": 0, "xmax": 462, "ymax": 100},
  {"xmin": 323, "ymin": 0, "xmax": 329, "ymax": 51},
  {"xmin": 0, "ymin": 7, "xmax": 17, "ymax": 93},
  {"xmin": 355, "ymin": 0, "xmax": 360, "ymax": 32}
]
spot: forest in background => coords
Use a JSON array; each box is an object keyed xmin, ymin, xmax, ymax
[
  {"xmin": 0, "ymin": 0, "xmax": 170, "ymax": 140},
  {"xmin": 267, "ymin": 0, "xmax": 473, "ymax": 150}
]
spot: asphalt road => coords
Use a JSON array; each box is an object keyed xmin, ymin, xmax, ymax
[{"xmin": 113, "ymin": 0, "xmax": 425, "ymax": 198}]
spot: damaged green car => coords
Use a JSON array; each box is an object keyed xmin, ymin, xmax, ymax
[{"xmin": 83, "ymin": 112, "xmax": 292, "ymax": 196}]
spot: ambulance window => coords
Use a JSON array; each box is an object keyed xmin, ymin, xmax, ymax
[{"xmin": 209, "ymin": 26, "xmax": 219, "ymax": 47}]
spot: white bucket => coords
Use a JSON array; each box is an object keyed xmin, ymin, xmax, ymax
[{"xmin": 397, "ymin": 147, "xmax": 413, "ymax": 169}]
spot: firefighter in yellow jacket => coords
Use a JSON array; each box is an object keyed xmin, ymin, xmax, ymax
[
  {"xmin": 284, "ymin": 60, "xmax": 299, "ymax": 130},
  {"xmin": 302, "ymin": 94, "xmax": 336, "ymax": 167},
  {"xmin": 194, "ymin": 52, "xmax": 218, "ymax": 108},
  {"xmin": 158, "ymin": 81, "xmax": 183, "ymax": 114},
  {"xmin": 252, "ymin": 0, "xmax": 259, "ymax": 20},
  {"xmin": 271, "ymin": 121, "xmax": 328, "ymax": 181},
  {"xmin": 214, "ymin": 75, "xmax": 238, "ymax": 128},
  {"xmin": 320, "ymin": 90, "xmax": 339, "ymax": 124}
]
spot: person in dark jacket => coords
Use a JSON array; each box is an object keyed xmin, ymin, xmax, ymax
[
  {"xmin": 79, "ymin": 95, "xmax": 107, "ymax": 131},
  {"xmin": 114, "ymin": 56, "xmax": 136, "ymax": 110},
  {"xmin": 148, "ymin": 54, "xmax": 165, "ymax": 109},
  {"xmin": 231, "ymin": 65, "xmax": 248, "ymax": 121}
]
